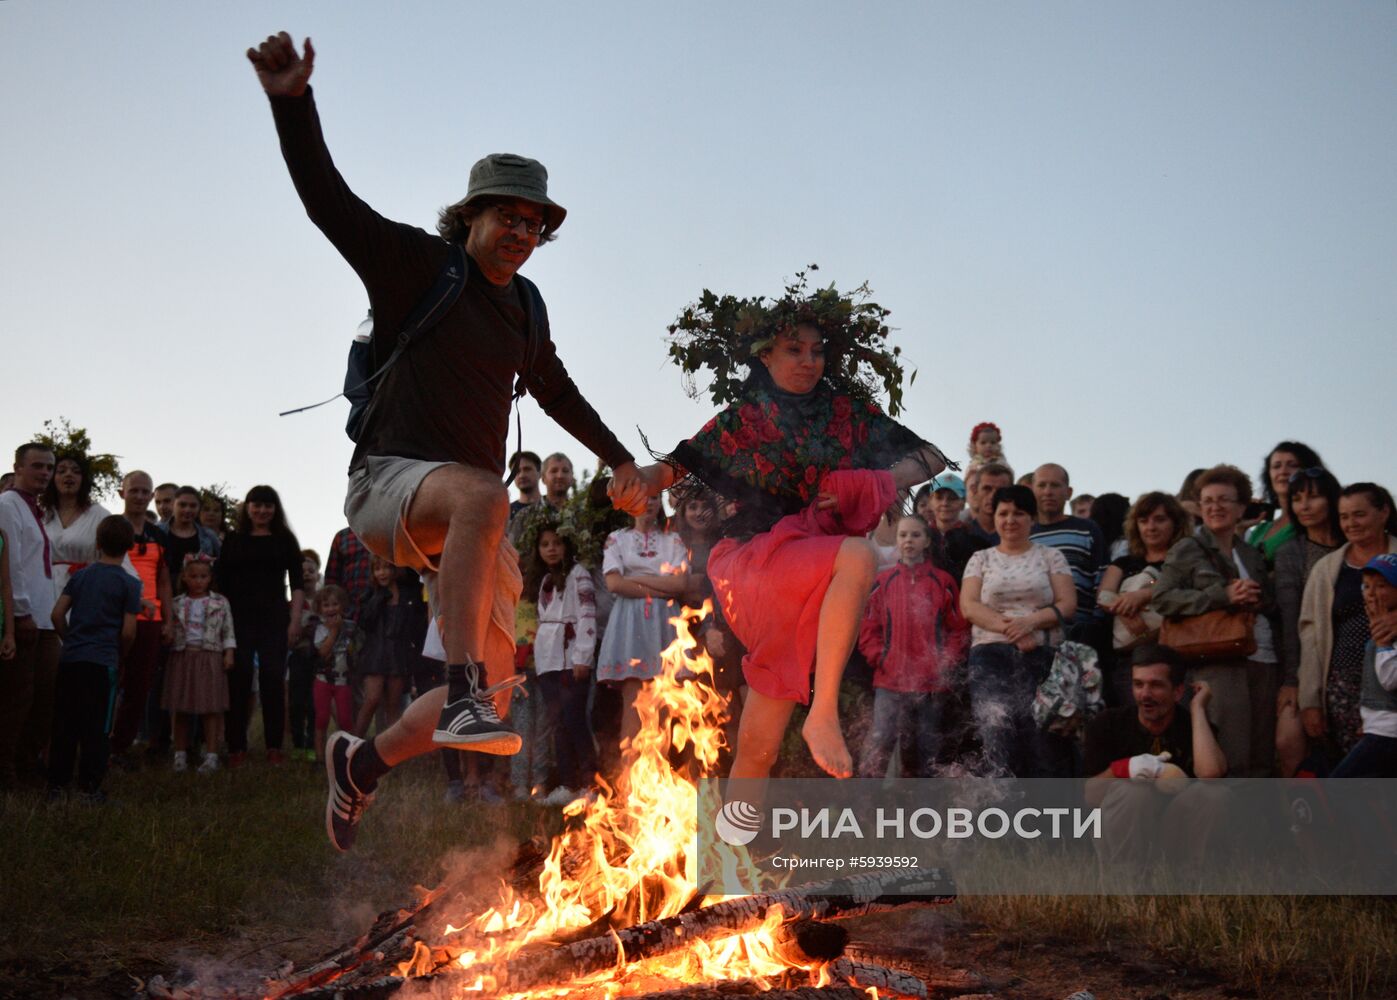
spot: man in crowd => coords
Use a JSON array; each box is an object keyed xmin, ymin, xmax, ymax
[
  {"xmin": 109, "ymin": 471, "xmax": 174, "ymax": 764},
  {"xmin": 508, "ymin": 451, "xmax": 542, "ymax": 517},
  {"xmin": 248, "ymin": 31, "xmax": 649, "ymax": 850},
  {"xmin": 965, "ymin": 461, "xmax": 1014, "ymax": 545},
  {"xmin": 0, "ymin": 444, "xmax": 59, "ymax": 789},
  {"xmin": 1084, "ymin": 644, "xmax": 1228, "ymax": 883},
  {"xmin": 541, "ymin": 452, "xmax": 575, "ymax": 511},
  {"xmin": 153, "ymin": 483, "xmax": 178, "ymax": 526},
  {"xmin": 1071, "ymin": 494, "xmax": 1096, "ymax": 519},
  {"xmin": 1030, "ymin": 463, "xmax": 1107, "ymax": 627}
]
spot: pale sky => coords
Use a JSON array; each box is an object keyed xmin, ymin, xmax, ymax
[{"xmin": 3, "ymin": 2, "xmax": 1394, "ymax": 554}]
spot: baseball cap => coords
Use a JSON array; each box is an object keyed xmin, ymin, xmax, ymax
[
  {"xmin": 1362, "ymin": 553, "xmax": 1397, "ymax": 587},
  {"xmin": 929, "ymin": 473, "xmax": 966, "ymax": 499}
]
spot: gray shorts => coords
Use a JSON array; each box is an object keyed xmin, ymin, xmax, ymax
[{"xmin": 345, "ymin": 456, "xmax": 522, "ymax": 647}]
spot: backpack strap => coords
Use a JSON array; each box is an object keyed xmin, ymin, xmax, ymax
[
  {"xmin": 278, "ymin": 242, "xmax": 469, "ymax": 420},
  {"xmin": 503, "ymin": 274, "xmax": 548, "ymax": 487}
]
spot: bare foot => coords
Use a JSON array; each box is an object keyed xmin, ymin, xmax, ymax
[{"xmin": 802, "ymin": 713, "xmax": 852, "ymax": 779}]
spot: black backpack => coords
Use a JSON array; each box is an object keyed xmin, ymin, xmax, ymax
[{"xmin": 281, "ymin": 243, "xmax": 544, "ymax": 475}]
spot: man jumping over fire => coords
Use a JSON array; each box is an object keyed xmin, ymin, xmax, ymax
[{"xmin": 248, "ymin": 32, "xmax": 653, "ymax": 851}]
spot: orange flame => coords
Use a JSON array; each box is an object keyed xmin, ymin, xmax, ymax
[{"xmin": 425, "ymin": 602, "xmax": 803, "ymax": 997}]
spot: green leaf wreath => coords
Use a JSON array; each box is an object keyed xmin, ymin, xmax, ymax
[{"xmin": 665, "ymin": 264, "xmax": 915, "ymax": 417}]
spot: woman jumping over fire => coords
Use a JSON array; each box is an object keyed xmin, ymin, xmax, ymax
[{"xmin": 633, "ymin": 267, "xmax": 951, "ymax": 780}]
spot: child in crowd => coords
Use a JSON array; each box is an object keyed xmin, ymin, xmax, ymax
[
  {"xmin": 162, "ymin": 555, "xmax": 235, "ymax": 774},
  {"xmin": 313, "ymin": 585, "xmax": 356, "ymax": 762},
  {"xmin": 965, "ymin": 421, "xmax": 1006, "ymax": 476},
  {"xmin": 47, "ymin": 515, "xmax": 142, "ymax": 801},
  {"xmin": 354, "ymin": 556, "xmax": 426, "ymax": 737},
  {"xmin": 528, "ymin": 525, "xmax": 598, "ymax": 804},
  {"xmin": 856, "ymin": 515, "xmax": 969, "ymax": 778},
  {"xmin": 1331, "ymin": 554, "xmax": 1397, "ymax": 778},
  {"xmin": 287, "ymin": 551, "xmax": 322, "ymax": 761}
]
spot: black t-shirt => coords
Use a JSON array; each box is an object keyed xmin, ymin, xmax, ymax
[
  {"xmin": 215, "ymin": 532, "xmax": 303, "ymax": 626},
  {"xmin": 163, "ymin": 528, "xmax": 202, "ymax": 580},
  {"xmin": 1112, "ymin": 554, "xmax": 1165, "ymax": 578},
  {"xmin": 940, "ymin": 524, "xmax": 992, "ymax": 583},
  {"xmin": 1083, "ymin": 705, "xmax": 1201, "ymax": 777}
]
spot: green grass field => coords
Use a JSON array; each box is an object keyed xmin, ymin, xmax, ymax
[{"xmin": 3, "ymin": 749, "xmax": 1395, "ymax": 999}]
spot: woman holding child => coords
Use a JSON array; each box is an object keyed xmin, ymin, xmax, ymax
[{"xmin": 633, "ymin": 269, "xmax": 950, "ymax": 779}]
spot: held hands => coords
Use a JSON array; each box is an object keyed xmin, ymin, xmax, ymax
[
  {"xmin": 607, "ymin": 462, "xmax": 654, "ymax": 517},
  {"xmin": 1001, "ymin": 616, "xmax": 1037, "ymax": 643},
  {"xmin": 246, "ymin": 32, "xmax": 315, "ymax": 97},
  {"xmin": 1106, "ymin": 589, "xmax": 1152, "ymax": 617},
  {"xmin": 1226, "ymin": 578, "xmax": 1262, "ymax": 608}
]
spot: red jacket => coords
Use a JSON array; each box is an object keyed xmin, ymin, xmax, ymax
[{"xmin": 858, "ymin": 559, "xmax": 969, "ymax": 693}]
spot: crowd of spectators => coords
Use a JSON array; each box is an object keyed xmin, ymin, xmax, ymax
[{"xmin": 2, "ymin": 432, "xmax": 1395, "ymax": 813}]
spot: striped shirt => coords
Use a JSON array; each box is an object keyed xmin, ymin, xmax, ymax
[{"xmin": 1030, "ymin": 515, "xmax": 1106, "ymax": 620}]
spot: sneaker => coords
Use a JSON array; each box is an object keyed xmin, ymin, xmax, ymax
[
  {"xmin": 197, "ymin": 753, "xmax": 220, "ymax": 775},
  {"xmin": 443, "ymin": 779, "xmax": 469, "ymax": 804},
  {"xmin": 172, "ymin": 752, "xmax": 188, "ymax": 773},
  {"xmin": 324, "ymin": 731, "xmax": 375, "ymax": 853},
  {"xmin": 431, "ymin": 663, "xmax": 524, "ymax": 755}
]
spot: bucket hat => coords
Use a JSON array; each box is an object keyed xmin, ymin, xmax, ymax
[{"xmin": 462, "ymin": 153, "xmax": 566, "ymax": 231}]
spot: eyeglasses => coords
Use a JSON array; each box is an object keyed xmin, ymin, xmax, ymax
[
  {"xmin": 1288, "ymin": 467, "xmax": 1326, "ymax": 485},
  {"xmin": 494, "ymin": 207, "xmax": 545, "ymax": 237}
]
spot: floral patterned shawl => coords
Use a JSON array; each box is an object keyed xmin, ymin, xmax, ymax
[{"xmin": 661, "ymin": 375, "xmax": 949, "ymax": 539}]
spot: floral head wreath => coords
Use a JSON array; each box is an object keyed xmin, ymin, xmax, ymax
[
  {"xmin": 969, "ymin": 421, "xmax": 1001, "ymax": 446},
  {"xmin": 514, "ymin": 505, "xmax": 563, "ymax": 567},
  {"xmin": 182, "ymin": 552, "xmax": 215, "ymax": 569},
  {"xmin": 515, "ymin": 475, "xmax": 630, "ymax": 572},
  {"xmin": 666, "ymin": 264, "xmax": 915, "ymax": 417}
]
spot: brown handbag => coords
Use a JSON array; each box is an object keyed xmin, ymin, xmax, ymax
[{"xmin": 1158, "ymin": 609, "xmax": 1257, "ymax": 662}]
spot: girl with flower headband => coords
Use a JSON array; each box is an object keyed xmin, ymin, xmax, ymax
[
  {"xmin": 636, "ymin": 268, "xmax": 953, "ymax": 779},
  {"xmin": 965, "ymin": 421, "xmax": 1005, "ymax": 476},
  {"xmin": 162, "ymin": 553, "xmax": 235, "ymax": 774}
]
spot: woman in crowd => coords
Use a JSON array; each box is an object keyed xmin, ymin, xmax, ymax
[
  {"xmin": 635, "ymin": 274, "xmax": 949, "ymax": 779},
  {"xmin": 43, "ymin": 454, "xmax": 118, "ymax": 600},
  {"xmin": 1246, "ymin": 442, "xmax": 1326, "ymax": 566},
  {"xmin": 1273, "ymin": 468, "xmax": 1344, "ymax": 774},
  {"xmin": 959, "ymin": 485, "xmax": 1076, "ymax": 777},
  {"xmin": 1151, "ymin": 465, "xmax": 1278, "ymax": 776},
  {"xmin": 1097, "ymin": 491, "xmax": 1191, "ymax": 703},
  {"xmin": 1177, "ymin": 468, "xmax": 1207, "ymax": 522},
  {"xmin": 162, "ymin": 486, "xmax": 222, "ymax": 581},
  {"xmin": 199, "ymin": 493, "xmax": 229, "ymax": 543},
  {"xmin": 595, "ymin": 495, "xmax": 689, "ymax": 751},
  {"xmin": 1298, "ymin": 483, "xmax": 1397, "ymax": 761},
  {"xmin": 216, "ymin": 485, "xmax": 305, "ymax": 766}
]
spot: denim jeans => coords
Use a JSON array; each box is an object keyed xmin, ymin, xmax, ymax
[
  {"xmin": 966, "ymin": 642, "xmax": 1063, "ymax": 777},
  {"xmin": 858, "ymin": 689, "xmax": 947, "ymax": 778},
  {"xmin": 1331, "ymin": 734, "xmax": 1397, "ymax": 778},
  {"xmin": 508, "ymin": 671, "xmax": 551, "ymax": 795},
  {"xmin": 538, "ymin": 670, "xmax": 597, "ymax": 789}
]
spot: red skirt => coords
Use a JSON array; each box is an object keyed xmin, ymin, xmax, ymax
[{"xmin": 708, "ymin": 470, "xmax": 895, "ymax": 703}]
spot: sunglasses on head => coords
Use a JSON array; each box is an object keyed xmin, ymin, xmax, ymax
[{"xmin": 1288, "ymin": 467, "xmax": 1326, "ymax": 485}]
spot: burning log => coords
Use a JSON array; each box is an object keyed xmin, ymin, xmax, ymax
[
  {"xmin": 629, "ymin": 990, "xmax": 873, "ymax": 1000},
  {"xmin": 844, "ymin": 943, "xmax": 1001, "ymax": 996},
  {"xmin": 826, "ymin": 957, "xmax": 928, "ymax": 998},
  {"xmin": 770, "ymin": 920, "xmax": 849, "ymax": 966},
  {"xmin": 462, "ymin": 869, "xmax": 953, "ymax": 994}
]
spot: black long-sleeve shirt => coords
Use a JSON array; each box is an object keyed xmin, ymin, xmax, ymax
[{"xmin": 269, "ymin": 89, "xmax": 634, "ymax": 475}]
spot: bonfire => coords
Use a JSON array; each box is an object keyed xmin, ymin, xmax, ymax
[{"xmin": 144, "ymin": 606, "xmax": 968, "ymax": 1000}]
